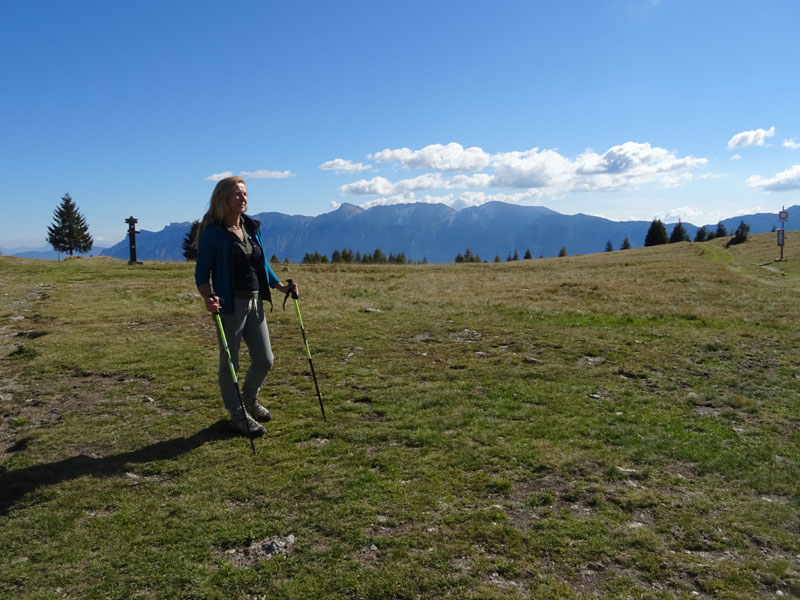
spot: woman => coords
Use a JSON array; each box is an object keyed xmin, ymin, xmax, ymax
[{"xmin": 195, "ymin": 176, "xmax": 297, "ymax": 436}]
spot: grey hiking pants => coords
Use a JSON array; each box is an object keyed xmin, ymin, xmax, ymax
[{"xmin": 216, "ymin": 293, "xmax": 274, "ymax": 412}]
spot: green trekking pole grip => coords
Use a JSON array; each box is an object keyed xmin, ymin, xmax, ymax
[
  {"xmin": 213, "ymin": 310, "xmax": 257, "ymax": 455},
  {"xmin": 284, "ymin": 280, "xmax": 326, "ymax": 421}
]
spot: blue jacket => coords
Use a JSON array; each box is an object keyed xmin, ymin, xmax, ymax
[{"xmin": 195, "ymin": 215, "xmax": 280, "ymax": 315}]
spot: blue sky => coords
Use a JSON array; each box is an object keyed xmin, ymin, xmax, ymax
[{"xmin": 2, "ymin": 0, "xmax": 799, "ymax": 250}]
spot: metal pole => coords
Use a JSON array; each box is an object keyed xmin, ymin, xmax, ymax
[
  {"xmin": 283, "ymin": 279, "xmax": 326, "ymax": 421},
  {"xmin": 213, "ymin": 312, "xmax": 257, "ymax": 455}
]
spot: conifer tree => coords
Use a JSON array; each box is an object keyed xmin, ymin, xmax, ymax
[
  {"xmin": 558, "ymin": 245, "xmax": 567, "ymax": 257},
  {"xmin": 621, "ymin": 236, "xmax": 631, "ymax": 250},
  {"xmin": 605, "ymin": 240, "xmax": 614, "ymax": 252},
  {"xmin": 726, "ymin": 220, "xmax": 750, "ymax": 247},
  {"xmin": 182, "ymin": 220, "xmax": 200, "ymax": 260},
  {"xmin": 714, "ymin": 221, "xmax": 727, "ymax": 238},
  {"xmin": 494, "ymin": 255, "xmax": 501, "ymax": 263},
  {"xmin": 694, "ymin": 226, "xmax": 707, "ymax": 242},
  {"xmin": 524, "ymin": 248, "xmax": 533, "ymax": 259},
  {"xmin": 47, "ymin": 193, "xmax": 93, "ymax": 257},
  {"xmin": 644, "ymin": 219, "xmax": 668, "ymax": 247},
  {"xmin": 669, "ymin": 220, "xmax": 689, "ymax": 243}
]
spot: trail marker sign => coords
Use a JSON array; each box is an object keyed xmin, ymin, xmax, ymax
[{"xmin": 776, "ymin": 207, "xmax": 788, "ymax": 261}]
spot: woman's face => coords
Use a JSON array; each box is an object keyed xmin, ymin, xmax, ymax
[{"xmin": 227, "ymin": 182, "xmax": 248, "ymax": 217}]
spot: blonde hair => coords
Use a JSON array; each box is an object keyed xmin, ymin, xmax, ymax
[{"xmin": 196, "ymin": 176, "xmax": 246, "ymax": 246}]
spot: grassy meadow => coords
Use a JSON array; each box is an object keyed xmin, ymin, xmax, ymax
[{"xmin": 1, "ymin": 232, "xmax": 799, "ymax": 599}]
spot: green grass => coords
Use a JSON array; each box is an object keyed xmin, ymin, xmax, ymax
[{"xmin": 1, "ymin": 232, "xmax": 799, "ymax": 599}]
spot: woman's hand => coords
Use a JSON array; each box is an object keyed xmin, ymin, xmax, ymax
[
  {"xmin": 204, "ymin": 294, "xmax": 221, "ymax": 313},
  {"xmin": 278, "ymin": 280, "xmax": 299, "ymax": 298}
]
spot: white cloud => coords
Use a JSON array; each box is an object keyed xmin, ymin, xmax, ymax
[
  {"xmin": 339, "ymin": 176, "xmax": 396, "ymax": 195},
  {"xmin": 732, "ymin": 205, "xmax": 763, "ymax": 217},
  {"xmin": 573, "ymin": 142, "xmax": 707, "ymax": 191},
  {"xmin": 783, "ymin": 138, "xmax": 800, "ymax": 150},
  {"xmin": 658, "ymin": 206, "xmax": 706, "ymax": 223},
  {"xmin": 727, "ymin": 126, "xmax": 775, "ymax": 149},
  {"xmin": 336, "ymin": 141, "xmax": 707, "ymax": 211},
  {"xmin": 206, "ymin": 169, "xmax": 293, "ymax": 181},
  {"xmin": 746, "ymin": 164, "xmax": 800, "ymax": 191},
  {"xmin": 357, "ymin": 190, "xmax": 545, "ymax": 211},
  {"xmin": 339, "ymin": 172, "xmax": 492, "ymax": 196},
  {"xmin": 491, "ymin": 148, "xmax": 575, "ymax": 189},
  {"xmin": 369, "ymin": 142, "xmax": 492, "ymax": 172},
  {"xmin": 657, "ymin": 205, "xmax": 762, "ymax": 225},
  {"xmin": 205, "ymin": 171, "xmax": 234, "ymax": 182},
  {"xmin": 731, "ymin": 154, "xmax": 742, "ymax": 160},
  {"xmin": 240, "ymin": 169, "xmax": 294, "ymax": 179},
  {"xmin": 319, "ymin": 158, "xmax": 372, "ymax": 172}
]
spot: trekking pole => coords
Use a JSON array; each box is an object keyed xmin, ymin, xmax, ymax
[
  {"xmin": 283, "ymin": 279, "xmax": 326, "ymax": 421},
  {"xmin": 212, "ymin": 309, "xmax": 257, "ymax": 455}
]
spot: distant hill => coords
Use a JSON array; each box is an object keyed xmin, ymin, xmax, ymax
[
  {"xmin": 7, "ymin": 245, "xmax": 108, "ymax": 260},
  {"xmin": 95, "ymin": 203, "xmax": 798, "ymax": 263}
]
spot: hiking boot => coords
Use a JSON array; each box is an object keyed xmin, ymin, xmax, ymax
[
  {"xmin": 230, "ymin": 409, "xmax": 266, "ymax": 437},
  {"xmin": 244, "ymin": 398, "xmax": 272, "ymax": 422}
]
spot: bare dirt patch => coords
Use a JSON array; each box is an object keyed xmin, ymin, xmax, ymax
[{"xmin": 217, "ymin": 534, "xmax": 296, "ymax": 568}]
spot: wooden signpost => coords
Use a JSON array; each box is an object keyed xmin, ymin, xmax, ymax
[{"xmin": 125, "ymin": 216, "xmax": 142, "ymax": 265}]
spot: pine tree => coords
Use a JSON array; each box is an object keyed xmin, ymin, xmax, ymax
[
  {"xmin": 644, "ymin": 219, "xmax": 668, "ymax": 247},
  {"xmin": 669, "ymin": 220, "xmax": 689, "ymax": 243},
  {"xmin": 558, "ymin": 246, "xmax": 567, "ymax": 257},
  {"xmin": 621, "ymin": 236, "xmax": 631, "ymax": 250},
  {"xmin": 605, "ymin": 240, "xmax": 614, "ymax": 252},
  {"xmin": 524, "ymin": 248, "xmax": 533, "ymax": 259},
  {"xmin": 714, "ymin": 221, "xmax": 727, "ymax": 238},
  {"xmin": 494, "ymin": 255, "xmax": 501, "ymax": 263},
  {"xmin": 47, "ymin": 193, "xmax": 93, "ymax": 257},
  {"xmin": 694, "ymin": 226, "xmax": 707, "ymax": 242},
  {"xmin": 726, "ymin": 220, "xmax": 750, "ymax": 247},
  {"xmin": 182, "ymin": 220, "xmax": 200, "ymax": 260}
]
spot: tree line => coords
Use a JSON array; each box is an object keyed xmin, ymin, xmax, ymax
[
  {"xmin": 301, "ymin": 248, "xmax": 418, "ymax": 264},
  {"xmin": 641, "ymin": 219, "xmax": 750, "ymax": 248},
  {"xmin": 180, "ymin": 218, "xmax": 753, "ymax": 263}
]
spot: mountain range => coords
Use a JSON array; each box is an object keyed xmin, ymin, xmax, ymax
[{"xmin": 9, "ymin": 202, "xmax": 796, "ymax": 263}]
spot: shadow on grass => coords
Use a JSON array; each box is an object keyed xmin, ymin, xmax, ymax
[{"xmin": 0, "ymin": 419, "xmax": 233, "ymax": 515}]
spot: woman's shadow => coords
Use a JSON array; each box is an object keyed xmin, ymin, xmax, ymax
[{"xmin": 0, "ymin": 420, "xmax": 233, "ymax": 515}]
